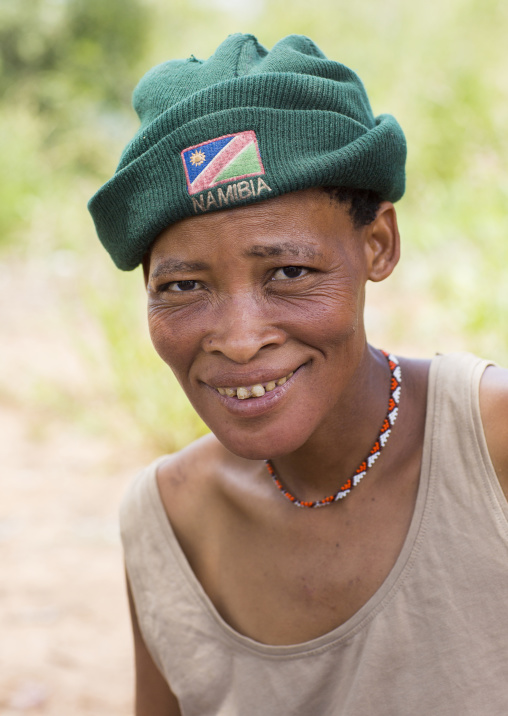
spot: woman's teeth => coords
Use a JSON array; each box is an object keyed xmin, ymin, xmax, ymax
[{"xmin": 216, "ymin": 372, "xmax": 294, "ymax": 399}]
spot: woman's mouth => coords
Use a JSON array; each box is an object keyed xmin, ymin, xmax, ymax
[{"xmin": 214, "ymin": 370, "xmax": 295, "ymax": 400}]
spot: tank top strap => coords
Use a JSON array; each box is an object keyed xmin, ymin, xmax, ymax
[
  {"xmin": 425, "ymin": 351, "xmax": 508, "ymax": 532},
  {"xmin": 429, "ymin": 351, "xmax": 491, "ymax": 412}
]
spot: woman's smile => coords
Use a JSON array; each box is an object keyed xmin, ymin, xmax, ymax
[
  {"xmin": 213, "ymin": 368, "xmax": 295, "ymax": 399},
  {"xmin": 203, "ymin": 365, "xmax": 303, "ymax": 420}
]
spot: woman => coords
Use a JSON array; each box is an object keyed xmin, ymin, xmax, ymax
[{"xmin": 89, "ymin": 34, "xmax": 508, "ymax": 716}]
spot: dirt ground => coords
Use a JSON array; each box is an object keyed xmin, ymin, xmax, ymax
[
  {"xmin": 0, "ymin": 404, "xmax": 138, "ymax": 715},
  {"xmin": 0, "ymin": 258, "xmax": 154, "ymax": 715}
]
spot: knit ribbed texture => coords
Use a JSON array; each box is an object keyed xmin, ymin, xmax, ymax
[{"xmin": 88, "ymin": 34, "xmax": 406, "ymax": 271}]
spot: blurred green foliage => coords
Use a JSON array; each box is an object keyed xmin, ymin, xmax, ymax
[{"xmin": 2, "ymin": 0, "xmax": 507, "ymax": 451}]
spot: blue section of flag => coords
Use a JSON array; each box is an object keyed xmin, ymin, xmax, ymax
[{"xmin": 182, "ymin": 136, "xmax": 235, "ymax": 184}]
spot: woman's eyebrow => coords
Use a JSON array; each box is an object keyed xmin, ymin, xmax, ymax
[
  {"xmin": 150, "ymin": 259, "xmax": 209, "ymax": 280},
  {"xmin": 245, "ymin": 242, "xmax": 321, "ymax": 259}
]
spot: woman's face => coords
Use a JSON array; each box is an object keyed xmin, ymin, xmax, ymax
[{"xmin": 145, "ymin": 189, "xmax": 374, "ymax": 460}]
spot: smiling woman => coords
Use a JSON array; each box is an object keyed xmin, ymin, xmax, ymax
[
  {"xmin": 88, "ymin": 34, "xmax": 508, "ymax": 716},
  {"xmin": 144, "ymin": 190, "xmax": 398, "ymax": 463}
]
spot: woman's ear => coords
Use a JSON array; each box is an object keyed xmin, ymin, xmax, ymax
[{"xmin": 364, "ymin": 202, "xmax": 400, "ymax": 282}]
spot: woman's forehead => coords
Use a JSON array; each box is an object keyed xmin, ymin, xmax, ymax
[{"xmin": 149, "ymin": 189, "xmax": 357, "ymax": 264}]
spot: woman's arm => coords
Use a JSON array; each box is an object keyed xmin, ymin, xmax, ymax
[
  {"xmin": 126, "ymin": 574, "xmax": 182, "ymax": 716},
  {"xmin": 480, "ymin": 365, "xmax": 508, "ymax": 500}
]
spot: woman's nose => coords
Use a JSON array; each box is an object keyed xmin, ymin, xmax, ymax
[{"xmin": 202, "ymin": 294, "xmax": 285, "ymax": 363}]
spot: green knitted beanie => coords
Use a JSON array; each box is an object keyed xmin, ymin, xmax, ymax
[{"xmin": 88, "ymin": 34, "xmax": 406, "ymax": 271}]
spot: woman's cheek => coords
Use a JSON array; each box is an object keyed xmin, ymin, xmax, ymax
[
  {"xmin": 283, "ymin": 289, "xmax": 360, "ymax": 344},
  {"xmin": 148, "ymin": 308, "xmax": 203, "ymax": 373},
  {"xmin": 148, "ymin": 311, "xmax": 179, "ymax": 365}
]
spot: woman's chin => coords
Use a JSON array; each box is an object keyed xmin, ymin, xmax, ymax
[{"xmin": 212, "ymin": 427, "xmax": 309, "ymax": 462}]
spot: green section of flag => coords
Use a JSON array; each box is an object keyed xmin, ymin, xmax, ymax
[{"xmin": 215, "ymin": 142, "xmax": 262, "ymax": 182}]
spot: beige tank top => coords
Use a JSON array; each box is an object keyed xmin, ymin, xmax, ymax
[{"xmin": 121, "ymin": 353, "xmax": 508, "ymax": 715}]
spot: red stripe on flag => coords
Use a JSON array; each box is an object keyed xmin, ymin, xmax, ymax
[{"xmin": 189, "ymin": 131, "xmax": 256, "ymax": 194}]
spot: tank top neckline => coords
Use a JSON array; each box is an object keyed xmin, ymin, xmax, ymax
[{"xmin": 144, "ymin": 357, "xmax": 441, "ymax": 656}]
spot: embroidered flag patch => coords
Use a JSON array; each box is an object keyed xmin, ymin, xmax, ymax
[{"xmin": 181, "ymin": 130, "xmax": 265, "ymax": 195}]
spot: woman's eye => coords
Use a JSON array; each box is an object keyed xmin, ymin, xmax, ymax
[
  {"xmin": 272, "ymin": 266, "xmax": 308, "ymax": 280},
  {"xmin": 166, "ymin": 280, "xmax": 200, "ymax": 292}
]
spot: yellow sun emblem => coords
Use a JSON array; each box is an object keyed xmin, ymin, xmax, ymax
[{"xmin": 190, "ymin": 150, "xmax": 206, "ymax": 166}]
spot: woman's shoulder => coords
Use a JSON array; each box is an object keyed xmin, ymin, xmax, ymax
[
  {"xmin": 156, "ymin": 432, "xmax": 259, "ymax": 494},
  {"xmin": 155, "ymin": 433, "xmax": 264, "ymax": 542}
]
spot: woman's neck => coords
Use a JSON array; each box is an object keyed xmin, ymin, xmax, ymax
[{"xmin": 267, "ymin": 344, "xmax": 393, "ymax": 503}]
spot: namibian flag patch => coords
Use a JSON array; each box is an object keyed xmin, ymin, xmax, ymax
[{"xmin": 181, "ymin": 130, "xmax": 265, "ymax": 195}]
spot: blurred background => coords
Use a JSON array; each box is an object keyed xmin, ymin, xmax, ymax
[{"xmin": 1, "ymin": 0, "xmax": 507, "ymax": 712}]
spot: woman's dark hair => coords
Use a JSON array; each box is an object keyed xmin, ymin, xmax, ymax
[{"xmin": 322, "ymin": 186, "xmax": 382, "ymax": 228}]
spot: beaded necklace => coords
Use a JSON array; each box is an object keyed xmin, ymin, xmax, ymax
[{"xmin": 265, "ymin": 351, "xmax": 401, "ymax": 508}]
